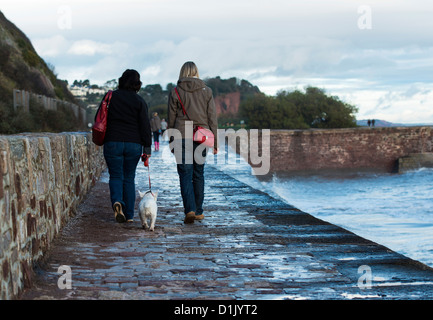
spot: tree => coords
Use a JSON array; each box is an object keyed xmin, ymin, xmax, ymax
[
  {"xmin": 104, "ymin": 79, "xmax": 118, "ymax": 89},
  {"xmin": 139, "ymin": 84, "xmax": 167, "ymax": 107},
  {"xmin": 166, "ymin": 83, "xmax": 175, "ymax": 92},
  {"xmin": 239, "ymin": 86, "xmax": 358, "ymax": 129}
]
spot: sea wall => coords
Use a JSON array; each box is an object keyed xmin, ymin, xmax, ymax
[
  {"xmin": 0, "ymin": 132, "xmax": 105, "ymax": 299},
  {"xmin": 226, "ymin": 126, "xmax": 433, "ymax": 174}
]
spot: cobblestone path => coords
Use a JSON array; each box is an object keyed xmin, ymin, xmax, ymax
[{"xmin": 20, "ymin": 143, "xmax": 433, "ymax": 300}]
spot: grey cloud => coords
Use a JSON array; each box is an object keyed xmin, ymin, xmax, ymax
[{"xmin": 5, "ymin": 0, "xmax": 432, "ymax": 122}]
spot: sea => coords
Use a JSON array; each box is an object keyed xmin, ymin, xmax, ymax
[{"xmin": 209, "ymin": 148, "xmax": 433, "ymax": 269}]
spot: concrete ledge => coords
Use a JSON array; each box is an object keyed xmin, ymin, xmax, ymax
[{"xmin": 398, "ymin": 153, "xmax": 433, "ymax": 173}]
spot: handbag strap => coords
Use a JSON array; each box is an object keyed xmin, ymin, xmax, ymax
[
  {"xmin": 174, "ymin": 87, "xmax": 191, "ymax": 121},
  {"xmin": 95, "ymin": 90, "xmax": 112, "ymax": 121},
  {"xmin": 107, "ymin": 90, "xmax": 113, "ymax": 104},
  {"xmin": 104, "ymin": 90, "xmax": 113, "ymax": 107}
]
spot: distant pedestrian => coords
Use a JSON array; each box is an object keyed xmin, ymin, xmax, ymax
[
  {"xmin": 372, "ymin": 119, "xmax": 375, "ymax": 127},
  {"xmin": 161, "ymin": 118, "xmax": 168, "ymax": 140},
  {"xmin": 167, "ymin": 61, "xmax": 218, "ymax": 224},
  {"xmin": 150, "ymin": 112, "xmax": 161, "ymax": 151},
  {"xmin": 101, "ymin": 69, "xmax": 152, "ymax": 223},
  {"xmin": 367, "ymin": 119, "xmax": 371, "ymax": 127}
]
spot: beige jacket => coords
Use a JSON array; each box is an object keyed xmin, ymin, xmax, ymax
[
  {"xmin": 167, "ymin": 77, "xmax": 218, "ymax": 148},
  {"xmin": 150, "ymin": 115, "xmax": 161, "ymax": 132}
]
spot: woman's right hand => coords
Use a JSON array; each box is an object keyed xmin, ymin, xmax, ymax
[{"xmin": 213, "ymin": 148, "xmax": 218, "ymax": 155}]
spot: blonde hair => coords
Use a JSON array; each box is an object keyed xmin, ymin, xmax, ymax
[{"xmin": 179, "ymin": 61, "xmax": 200, "ymax": 79}]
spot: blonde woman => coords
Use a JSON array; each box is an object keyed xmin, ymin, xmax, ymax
[{"xmin": 167, "ymin": 61, "xmax": 218, "ymax": 223}]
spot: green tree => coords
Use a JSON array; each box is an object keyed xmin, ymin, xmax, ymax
[
  {"xmin": 166, "ymin": 83, "xmax": 175, "ymax": 93},
  {"xmin": 104, "ymin": 79, "xmax": 118, "ymax": 89},
  {"xmin": 239, "ymin": 86, "xmax": 358, "ymax": 129},
  {"xmin": 239, "ymin": 93, "xmax": 273, "ymax": 129},
  {"xmin": 139, "ymin": 84, "xmax": 167, "ymax": 107}
]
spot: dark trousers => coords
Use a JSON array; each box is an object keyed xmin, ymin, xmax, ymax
[
  {"xmin": 176, "ymin": 139, "xmax": 207, "ymax": 215},
  {"xmin": 153, "ymin": 131, "xmax": 160, "ymax": 142}
]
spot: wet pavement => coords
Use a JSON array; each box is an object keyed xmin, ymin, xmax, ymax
[{"xmin": 19, "ymin": 142, "xmax": 433, "ymax": 300}]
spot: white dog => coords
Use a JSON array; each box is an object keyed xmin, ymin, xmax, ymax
[{"xmin": 138, "ymin": 190, "xmax": 158, "ymax": 231}]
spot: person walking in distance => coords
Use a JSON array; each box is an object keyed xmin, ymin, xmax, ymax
[
  {"xmin": 167, "ymin": 61, "xmax": 218, "ymax": 224},
  {"xmin": 101, "ymin": 69, "xmax": 152, "ymax": 223},
  {"xmin": 150, "ymin": 112, "xmax": 162, "ymax": 151},
  {"xmin": 160, "ymin": 118, "xmax": 168, "ymax": 141}
]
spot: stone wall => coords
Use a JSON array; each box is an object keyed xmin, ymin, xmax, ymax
[
  {"xmin": 226, "ymin": 126, "xmax": 433, "ymax": 174},
  {"xmin": 0, "ymin": 132, "xmax": 105, "ymax": 299}
]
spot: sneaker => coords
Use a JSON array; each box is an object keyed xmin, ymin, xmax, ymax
[
  {"xmin": 184, "ymin": 211, "xmax": 195, "ymax": 224},
  {"xmin": 126, "ymin": 219, "xmax": 134, "ymax": 223},
  {"xmin": 195, "ymin": 213, "xmax": 204, "ymax": 221},
  {"xmin": 113, "ymin": 202, "xmax": 126, "ymax": 223}
]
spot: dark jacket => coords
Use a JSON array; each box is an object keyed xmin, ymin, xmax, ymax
[
  {"xmin": 167, "ymin": 77, "xmax": 218, "ymax": 148},
  {"xmin": 102, "ymin": 89, "xmax": 152, "ymax": 154}
]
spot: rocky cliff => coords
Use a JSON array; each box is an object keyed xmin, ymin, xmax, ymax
[{"xmin": 214, "ymin": 91, "xmax": 241, "ymax": 115}]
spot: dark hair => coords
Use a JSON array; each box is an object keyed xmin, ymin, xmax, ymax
[{"xmin": 118, "ymin": 69, "xmax": 142, "ymax": 92}]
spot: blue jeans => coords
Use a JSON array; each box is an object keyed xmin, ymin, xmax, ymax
[
  {"xmin": 176, "ymin": 140, "xmax": 207, "ymax": 215},
  {"xmin": 103, "ymin": 141, "xmax": 142, "ymax": 220}
]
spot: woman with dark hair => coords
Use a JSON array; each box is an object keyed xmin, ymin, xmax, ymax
[
  {"xmin": 101, "ymin": 69, "xmax": 152, "ymax": 223},
  {"xmin": 167, "ymin": 61, "xmax": 218, "ymax": 224}
]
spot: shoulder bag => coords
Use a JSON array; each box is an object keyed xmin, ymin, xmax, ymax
[
  {"xmin": 174, "ymin": 87, "xmax": 215, "ymax": 148},
  {"xmin": 92, "ymin": 90, "xmax": 113, "ymax": 146}
]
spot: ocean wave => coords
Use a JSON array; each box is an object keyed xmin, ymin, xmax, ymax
[{"xmin": 210, "ymin": 149, "xmax": 433, "ymax": 268}]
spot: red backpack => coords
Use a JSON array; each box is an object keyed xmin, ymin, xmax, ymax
[{"xmin": 92, "ymin": 90, "xmax": 113, "ymax": 146}]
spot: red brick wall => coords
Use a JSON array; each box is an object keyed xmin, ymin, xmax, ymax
[
  {"xmin": 267, "ymin": 127, "xmax": 433, "ymax": 173},
  {"xmin": 224, "ymin": 127, "xmax": 433, "ymax": 174}
]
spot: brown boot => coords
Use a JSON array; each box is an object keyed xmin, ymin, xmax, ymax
[
  {"xmin": 184, "ymin": 211, "xmax": 195, "ymax": 224},
  {"xmin": 113, "ymin": 202, "xmax": 126, "ymax": 223},
  {"xmin": 195, "ymin": 213, "xmax": 204, "ymax": 221}
]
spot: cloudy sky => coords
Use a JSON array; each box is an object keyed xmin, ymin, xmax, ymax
[{"xmin": 2, "ymin": 0, "xmax": 433, "ymax": 123}]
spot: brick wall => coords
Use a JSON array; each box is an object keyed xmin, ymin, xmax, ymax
[
  {"xmin": 226, "ymin": 126, "xmax": 433, "ymax": 174},
  {"xmin": 0, "ymin": 132, "xmax": 105, "ymax": 299}
]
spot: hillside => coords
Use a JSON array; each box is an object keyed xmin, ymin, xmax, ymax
[
  {"xmin": 214, "ymin": 92, "xmax": 241, "ymax": 115},
  {"xmin": 0, "ymin": 11, "xmax": 85, "ymax": 133},
  {"xmin": 205, "ymin": 77, "xmax": 260, "ymax": 116},
  {"xmin": 0, "ymin": 11, "xmax": 76, "ymax": 104},
  {"xmin": 132, "ymin": 77, "xmax": 260, "ymax": 123}
]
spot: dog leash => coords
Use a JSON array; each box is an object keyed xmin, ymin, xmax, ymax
[
  {"xmin": 147, "ymin": 165, "xmax": 153, "ymax": 196},
  {"xmin": 146, "ymin": 161, "xmax": 154, "ymax": 197},
  {"xmin": 141, "ymin": 153, "xmax": 154, "ymax": 196}
]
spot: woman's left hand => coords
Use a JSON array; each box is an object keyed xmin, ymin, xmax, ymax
[{"xmin": 141, "ymin": 153, "xmax": 150, "ymax": 167}]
